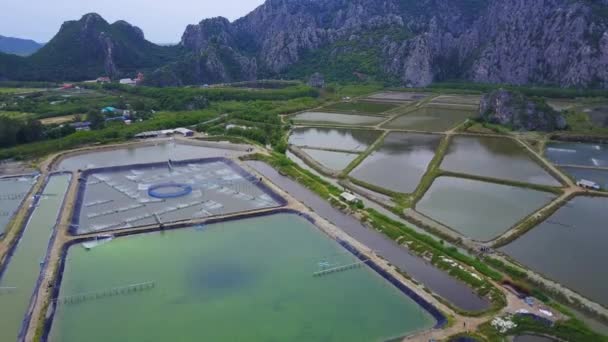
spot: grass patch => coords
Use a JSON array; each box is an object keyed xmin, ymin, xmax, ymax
[
  {"xmin": 477, "ymin": 314, "xmax": 608, "ymax": 342},
  {"xmin": 0, "ymin": 88, "xmax": 44, "ymax": 94},
  {"xmin": 364, "ymin": 209, "xmax": 506, "ymax": 315}
]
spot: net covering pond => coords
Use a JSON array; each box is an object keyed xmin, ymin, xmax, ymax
[{"xmin": 72, "ymin": 158, "xmax": 282, "ymax": 234}]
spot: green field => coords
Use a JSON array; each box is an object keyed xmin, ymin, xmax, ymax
[
  {"xmin": 383, "ymin": 105, "xmax": 474, "ymax": 132},
  {"xmin": 0, "ymin": 111, "xmax": 31, "ymax": 119},
  {"xmin": 0, "ymin": 88, "xmax": 45, "ymax": 94}
]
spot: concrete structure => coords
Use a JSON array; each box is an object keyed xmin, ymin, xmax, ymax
[
  {"xmin": 134, "ymin": 131, "xmax": 159, "ymax": 139},
  {"xmin": 119, "ymin": 78, "xmax": 137, "ymax": 86},
  {"xmin": 69, "ymin": 122, "xmax": 91, "ymax": 131},
  {"xmin": 340, "ymin": 192, "xmax": 359, "ymax": 203},
  {"xmin": 174, "ymin": 128, "xmax": 195, "ymax": 137}
]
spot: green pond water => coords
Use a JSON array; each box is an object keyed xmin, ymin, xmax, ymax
[
  {"xmin": 293, "ymin": 112, "xmax": 385, "ymax": 126},
  {"xmin": 49, "ymin": 214, "xmax": 435, "ymax": 342},
  {"xmin": 289, "ymin": 127, "xmax": 381, "ymax": 152},
  {"xmin": 416, "ymin": 177, "xmax": 555, "ymax": 241},
  {"xmin": 302, "ymin": 148, "xmax": 359, "ymax": 171},
  {"xmin": 0, "ymin": 176, "xmax": 36, "ymax": 236},
  {"xmin": 442, "ymin": 136, "xmax": 560, "ymax": 186},
  {"xmin": 0, "ymin": 175, "xmax": 70, "ymax": 342},
  {"xmin": 383, "ymin": 106, "xmax": 473, "ymax": 132},
  {"xmin": 501, "ymin": 196, "xmax": 608, "ymax": 307},
  {"xmin": 350, "ymin": 133, "xmax": 441, "ymax": 193}
]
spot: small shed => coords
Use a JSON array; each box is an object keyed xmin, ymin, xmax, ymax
[
  {"xmin": 174, "ymin": 128, "xmax": 195, "ymax": 137},
  {"xmin": 340, "ymin": 192, "xmax": 359, "ymax": 203},
  {"xmin": 577, "ymin": 179, "xmax": 600, "ymax": 190},
  {"xmin": 102, "ymin": 106, "xmax": 117, "ymax": 114}
]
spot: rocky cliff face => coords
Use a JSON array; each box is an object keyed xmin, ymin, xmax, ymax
[
  {"xmin": 479, "ymin": 89, "xmax": 567, "ymax": 131},
  {"xmin": 162, "ymin": 0, "xmax": 608, "ymax": 87}
]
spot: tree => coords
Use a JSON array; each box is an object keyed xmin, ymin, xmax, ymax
[
  {"xmin": 16, "ymin": 119, "xmax": 44, "ymax": 144},
  {"xmin": 87, "ymin": 110, "xmax": 105, "ymax": 130}
]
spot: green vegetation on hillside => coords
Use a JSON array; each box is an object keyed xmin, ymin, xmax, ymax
[{"xmin": 282, "ymin": 27, "xmax": 409, "ymax": 83}]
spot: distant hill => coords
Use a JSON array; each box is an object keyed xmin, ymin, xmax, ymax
[
  {"xmin": 0, "ymin": 13, "xmax": 181, "ymax": 81},
  {"xmin": 0, "ymin": 35, "xmax": 43, "ymax": 56}
]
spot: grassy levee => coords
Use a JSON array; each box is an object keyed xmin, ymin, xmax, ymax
[
  {"xmin": 494, "ymin": 250, "xmax": 608, "ymax": 323},
  {"xmin": 364, "ymin": 209, "xmax": 507, "ymax": 317},
  {"xmin": 438, "ymin": 170, "xmax": 564, "ymax": 195},
  {"xmin": 477, "ymin": 312, "xmax": 608, "ymax": 342},
  {"xmin": 287, "ymin": 145, "xmax": 341, "ymax": 178},
  {"xmin": 340, "ymin": 130, "xmax": 389, "ymax": 177},
  {"xmin": 490, "ymin": 191, "xmax": 574, "ymax": 248},
  {"xmin": 0, "ymin": 175, "xmax": 44, "ymax": 263},
  {"xmin": 510, "ymin": 136, "xmax": 571, "ymax": 187},
  {"xmin": 492, "ymin": 191, "xmax": 608, "ymax": 249},
  {"xmin": 379, "ymin": 94, "xmax": 441, "ymax": 125},
  {"xmin": 347, "ymin": 176, "xmax": 402, "ymax": 198},
  {"xmin": 410, "ymin": 134, "xmax": 452, "ymax": 205}
]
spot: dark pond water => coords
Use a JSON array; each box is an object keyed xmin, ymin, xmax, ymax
[
  {"xmin": 560, "ymin": 166, "xmax": 608, "ymax": 189},
  {"xmin": 292, "ymin": 112, "xmax": 385, "ymax": 126},
  {"xmin": 545, "ymin": 142, "xmax": 608, "ymax": 167},
  {"xmin": 501, "ymin": 196, "xmax": 608, "ymax": 307},
  {"xmin": 246, "ymin": 161, "xmax": 491, "ymax": 312},
  {"xmin": 417, "ymin": 177, "xmax": 555, "ymax": 241},
  {"xmin": 289, "ymin": 127, "xmax": 381, "ymax": 152},
  {"xmin": 442, "ymin": 136, "xmax": 560, "ymax": 186},
  {"xmin": 301, "ymin": 148, "xmax": 359, "ymax": 171},
  {"xmin": 350, "ymin": 132, "xmax": 441, "ymax": 193}
]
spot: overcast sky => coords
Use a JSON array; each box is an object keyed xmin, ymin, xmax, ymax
[{"xmin": 2, "ymin": 0, "xmax": 266, "ymax": 44}]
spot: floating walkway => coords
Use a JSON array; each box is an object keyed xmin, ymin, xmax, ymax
[
  {"xmin": 55, "ymin": 281, "xmax": 156, "ymax": 305},
  {"xmin": 0, "ymin": 193, "xmax": 27, "ymax": 201},
  {"xmin": 313, "ymin": 260, "xmax": 368, "ymax": 277},
  {"xmin": 0, "ymin": 287, "xmax": 17, "ymax": 295}
]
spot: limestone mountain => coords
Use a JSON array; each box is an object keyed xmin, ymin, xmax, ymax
[
  {"xmin": 479, "ymin": 89, "xmax": 567, "ymax": 131},
  {"xmin": 0, "ymin": 35, "xmax": 43, "ymax": 56},
  {"xmin": 149, "ymin": 0, "xmax": 608, "ymax": 87},
  {"xmin": 3, "ymin": 1, "xmax": 608, "ymax": 87},
  {"xmin": 0, "ymin": 13, "xmax": 180, "ymax": 81}
]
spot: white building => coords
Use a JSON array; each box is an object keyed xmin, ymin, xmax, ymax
[
  {"xmin": 340, "ymin": 192, "xmax": 359, "ymax": 203},
  {"xmin": 577, "ymin": 179, "xmax": 601, "ymax": 190},
  {"xmin": 174, "ymin": 128, "xmax": 195, "ymax": 137},
  {"xmin": 119, "ymin": 78, "xmax": 137, "ymax": 86}
]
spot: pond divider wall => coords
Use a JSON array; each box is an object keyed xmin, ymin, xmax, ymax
[
  {"xmin": 0, "ymin": 172, "xmax": 72, "ymax": 342},
  {"xmin": 0, "ymin": 173, "xmax": 39, "ymax": 239},
  {"xmin": 69, "ymin": 157, "xmax": 287, "ymax": 235},
  {"xmin": 18, "ymin": 172, "xmax": 72, "ymax": 342},
  {"xmin": 41, "ymin": 209, "xmax": 445, "ymax": 341},
  {"xmin": 337, "ymin": 239, "xmax": 448, "ymax": 329}
]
